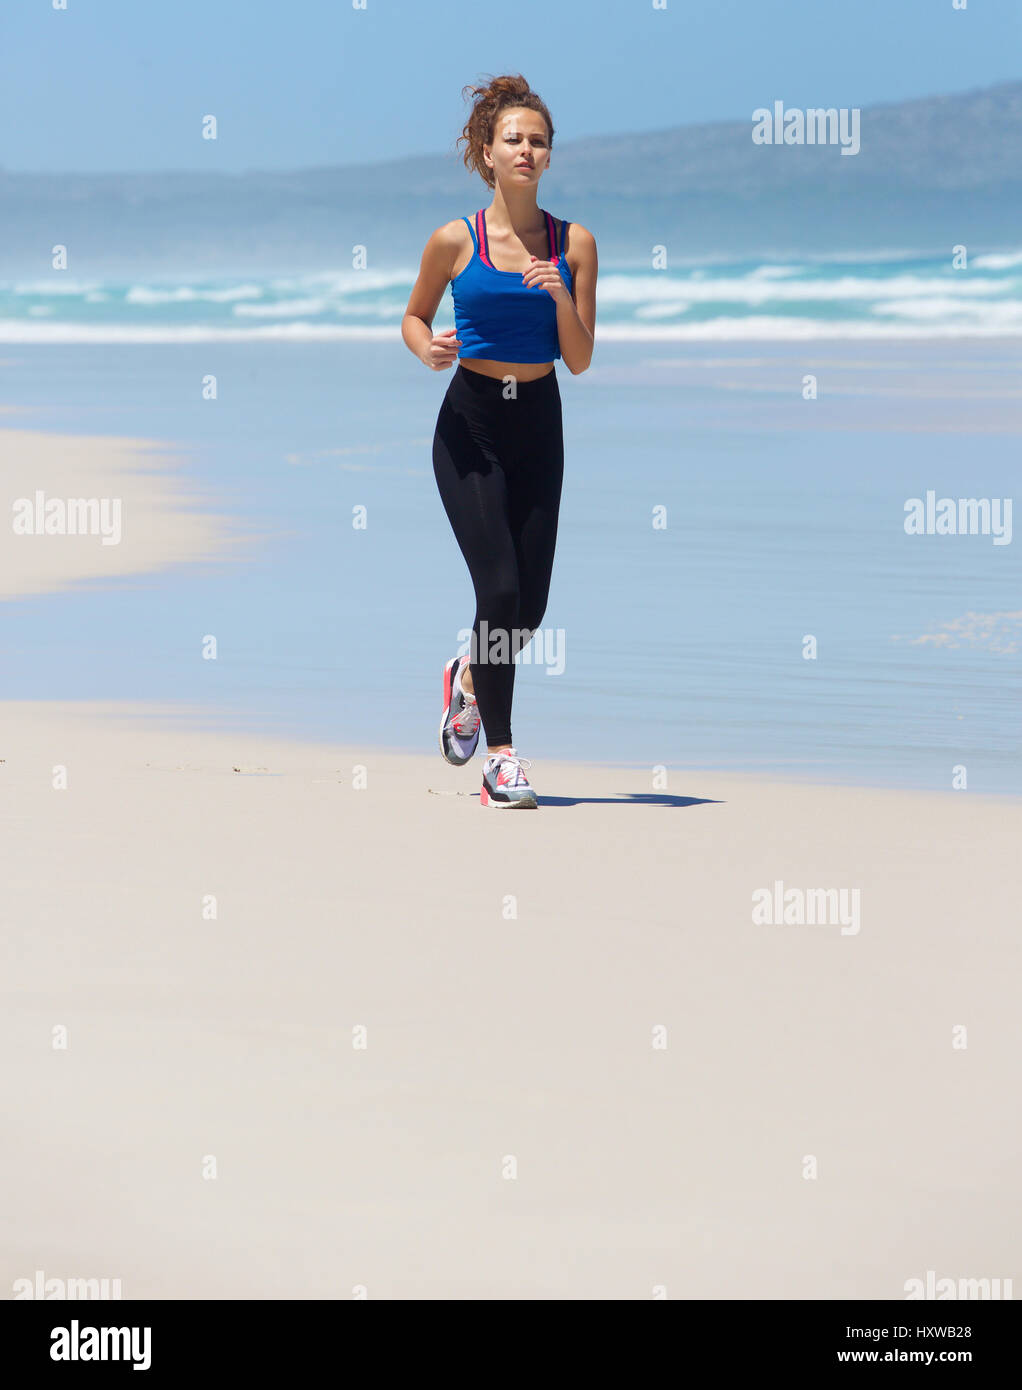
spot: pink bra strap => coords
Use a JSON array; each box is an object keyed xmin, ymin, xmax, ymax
[
  {"xmin": 476, "ymin": 209, "xmax": 494, "ymax": 268},
  {"xmin": 475, "ymin": 207, "xmax": 561, "ymax": 267},
  {"xmin": 544, "ymin": 210, "xmax": 559, "ymax": 263}
]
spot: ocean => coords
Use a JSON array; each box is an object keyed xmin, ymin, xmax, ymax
[{"xmin": 3, "ymin": 248, "xmax": 1022, "ymax": 343}]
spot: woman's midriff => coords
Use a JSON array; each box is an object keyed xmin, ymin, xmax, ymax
[{"xmin": 458, "ymin": 359, "xmax": 554, "ymax": 382}]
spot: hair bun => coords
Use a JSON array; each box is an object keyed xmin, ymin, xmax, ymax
[{"xmin": 456, "ymin": 73, "xmax": 554, "ymax": 190}]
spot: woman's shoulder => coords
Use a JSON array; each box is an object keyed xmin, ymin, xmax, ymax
[
  {"xmin": 558, "ymin": 219, "xmax": 595, "ymax": 247},
  {"xmin": 419, "ymin": 218, "xmax": 476, "ymax": 281},
  {"xmin": 432, "ymin": 215, "xmax": 474, "ymax": 245},
  {"xmin": 558, "ymin": 220, "xmax": 596, "ymax": 277},
  {"xmin": 441, "ymin": 216, "xmax": 477, "ymax": 254}
]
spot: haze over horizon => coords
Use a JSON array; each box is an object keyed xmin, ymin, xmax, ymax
[{"xmin": 3, "ymin": 79, "xmax": 1021, "ymax": 275}]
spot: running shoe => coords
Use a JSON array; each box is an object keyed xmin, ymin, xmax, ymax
[
  {"xmin": 479, "ymin": 746, "xmax": 538, "ymax": 809},
  {"xmin": 439, "ymin": 655, "xmax": 481, "ymax": 765}
]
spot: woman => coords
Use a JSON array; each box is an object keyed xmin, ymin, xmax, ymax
[{"xmin": 401, "ymin": 74, "xmax": 597, "ymax": 808}]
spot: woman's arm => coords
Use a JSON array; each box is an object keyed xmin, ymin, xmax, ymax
[
  {"xmin": 401, "ymin": 223, "xmax": 463, "ymax": 371},
  {"xmin": 556, "ymin": 223, "xmax": 597, "ymax": 375},
  {"xmin": 522, "ymin": 221, "xmax": 597, "ymax": 374}
]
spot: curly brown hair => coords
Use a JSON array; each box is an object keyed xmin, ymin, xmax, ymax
[{"xmin": 456, "ymin": 74, "xmax": 554, "ymax": 189}]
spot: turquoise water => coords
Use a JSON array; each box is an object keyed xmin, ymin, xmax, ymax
[
  {"xmin": 2, "ymin": 339, "xmax": 1020, "ymax": 793},
  {"xmin": 3, "ymin": 249, "xmax": 1022, "ymax": 343}
]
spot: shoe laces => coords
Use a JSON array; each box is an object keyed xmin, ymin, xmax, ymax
[
  {"xmin": 488, "ymin": 748, "xmax": 532, "ymax": 786},
  {"xmin": 452, "ymin": 691, "xmax": 480, "ymax": 737}
]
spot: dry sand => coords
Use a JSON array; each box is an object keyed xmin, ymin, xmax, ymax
[{"xmin": 3, "ymin": 698, "xmax": 1019, "ymax": 1299}]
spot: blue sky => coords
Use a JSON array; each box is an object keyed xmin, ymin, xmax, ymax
[{"xmin": 2, "ymin": 0, "xmax": 1019, "ymax": 172}]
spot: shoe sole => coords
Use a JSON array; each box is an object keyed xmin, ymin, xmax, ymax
[
  {"xmin": 480, "ymin": 781, "xmax": 538, "ymax": 809},
  {"xmin": 439, "ymin": 656, "xmax": 475, "ymax": 766}
]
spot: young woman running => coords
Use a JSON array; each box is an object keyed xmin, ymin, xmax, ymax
[{"xmin": 401, "ymin": 74, "xmax": 597, "ymax": 808}]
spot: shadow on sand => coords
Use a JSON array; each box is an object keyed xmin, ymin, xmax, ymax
[{"xmin": 517, "ymin": 793, "xmax": 725, "ymax": 809}]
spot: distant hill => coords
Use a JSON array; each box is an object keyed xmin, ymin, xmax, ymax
[{"xmin": 2, "ymin": 81, "xmax": 1020, "ymax": 275}]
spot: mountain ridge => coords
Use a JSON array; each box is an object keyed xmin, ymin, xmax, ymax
[{"xmin": 2, "ymin": 81, "xmax": 1019, "ymax": 272}]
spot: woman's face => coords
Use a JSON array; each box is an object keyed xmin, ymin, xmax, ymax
[{"xmin": 486, "ymin": 108, "xmax": 551, "ymax": 185}]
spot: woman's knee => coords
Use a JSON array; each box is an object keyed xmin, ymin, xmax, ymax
[
  {"xmin": 475, "ymin": 581, "xmax": 520, "ymax": 632},
  {"xmin": 516, "ymin": 594, "xmax": 548, "ymax": 639}
]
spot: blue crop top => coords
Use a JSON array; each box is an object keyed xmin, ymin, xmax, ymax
[{"xmin": 450, "ymin": 208, "xmax": 573, "ymax": 363}]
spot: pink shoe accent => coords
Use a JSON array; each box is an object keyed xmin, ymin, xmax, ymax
[{"xmin": 441, "ymin": 656, "xmax": 456, "ymax": 714}]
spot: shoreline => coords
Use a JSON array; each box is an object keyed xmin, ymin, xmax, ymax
[
  {"xmin": 12, "ymin": 696, "xmax": 1019, "ymax": 802},
  {"xmin": 3, "ymin": 385, "xmax": 1018, "ymax": 798}
]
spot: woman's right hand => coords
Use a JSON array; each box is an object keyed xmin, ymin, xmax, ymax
[{"xmin": 423, "ymin": 328, "xmax": 462, "ymax": 371}]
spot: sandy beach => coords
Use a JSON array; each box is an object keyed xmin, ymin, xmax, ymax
[
  {"xmin": 3, "ymin": 692, "xmax": 1020, "ymax": 1299},
  {"xmin": 1, "ymin": 424, "xmax": 247, "ymax": 601}
]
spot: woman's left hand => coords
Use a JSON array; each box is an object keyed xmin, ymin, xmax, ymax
[{"xmin": 521, "ymin": 257, "xmax": 571, "ymax": 302}]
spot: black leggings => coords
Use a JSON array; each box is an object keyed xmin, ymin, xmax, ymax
[{"xmin": 432, "ymin": 363, "xmax": 564, "ymax": 748}]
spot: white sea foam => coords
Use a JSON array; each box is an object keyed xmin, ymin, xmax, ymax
[
  {"xmin": 592, "ymin": 318, "xmax": 1022, "ymax": 341},
  {"xmin": 2, "ymin": 318, "xmax": 1022, "ymax": 344},
  {"xmin": 745, "ymin": 265, "xmax": 804, "ymax": 279},
  {"xmin": 233, "ymin": 298, "xmax": 329, "ymax": 317},
  {"xmin": 872, "ymin": 297, "xmax": 1022, "ymax": 324},
  {"xmin": 971, "ymin": 250, "xmax": 1022, "ymax": 270},
  {"xmin": 124, "ymin": 284, "xmax": 265, "ymax": 304},
  {"xmin": 594, "ymin": 273, "xmax": 1011, "ymax": 305},
  {"xmin": 634, "ymin": 301, "xmax": 693, "ymax": 319},
  {"xmin": 9, "ymin": 279, "xmax": 105, "ymax": 296},
  {"xmin": 0, "ymin": 321, "xmax": 400, "ymax": 343},
  {"xmin": 267, "ymin": 269, "xmax": 418, "ymax": 293}
]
